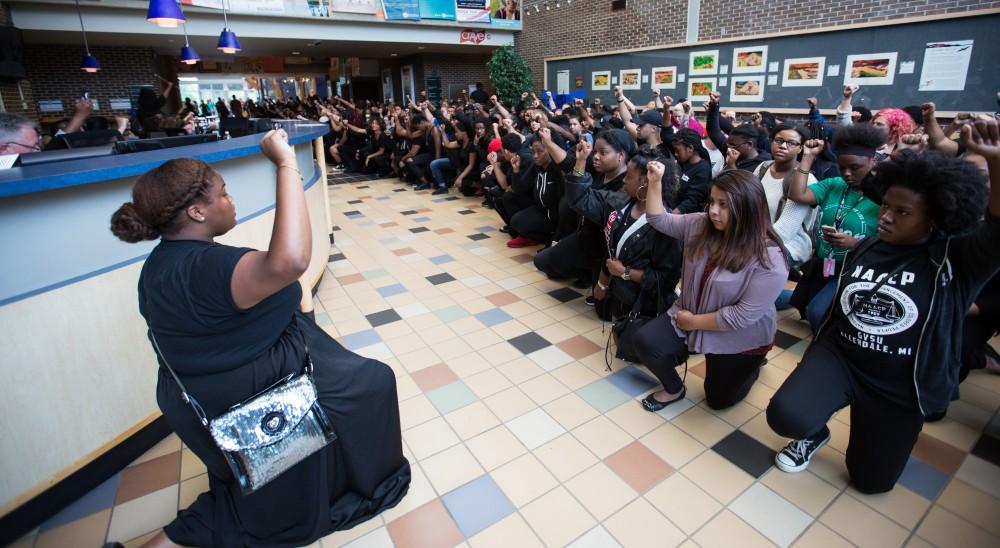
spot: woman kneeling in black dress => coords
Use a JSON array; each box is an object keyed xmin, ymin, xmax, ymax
[{"xmin": 109, "ymin": 129, "xmax": 410, "ymax": 547}]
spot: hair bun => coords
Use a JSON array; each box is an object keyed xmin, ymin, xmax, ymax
[{"xmin": 110, "ymin": 202, "xmax": 160, "ymax": 243}]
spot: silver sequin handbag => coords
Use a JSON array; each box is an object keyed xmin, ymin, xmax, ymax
[{"xmin": 148, "ymin": 318, "xmax": 337, "ymax": 495}]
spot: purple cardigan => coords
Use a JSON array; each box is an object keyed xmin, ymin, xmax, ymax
[{"xmin": 647, "ymin": 211, "xmax": 789, "ymax": 354}]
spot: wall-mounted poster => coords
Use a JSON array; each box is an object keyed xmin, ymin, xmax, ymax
[
  {"xmin": 419, "ymin": 0, "xmax": 456, "ymax": 19},
  {"xmin": 619, "ymin": 69, "xmax": 642, "ymax": 90},
  {"xmin": 591, "ymin": 70, "xmax": 611, "ymax": 90},
  {"xmin": 919, "ymin": 40, "xmax": 973, "ymax": 91},
  {"xmin": 730, "ymin": 76, "xmax": 765, "ymax": 102},
  {"xmin": 689, "ymin": 50, "xmax": 719, "ymax": 76},
  {"xmin": 490, "ymin": 0, "xmax": 521, "ymax": 28},
  {"xmin": 782, "ymin": 56, "xmax": 825, "ymax": 87},
  {"xmin": 844, "ymin": 52, "xmax": 897, "ymax": 86},
  {"xmin": 307, "ymin": 0, "xmax": 329, "ymax": 16},
  {"xmin": 382, "ymin": 0, "xmax": 420, "ymax": 20},
  {"xmin": 732, "ymin": 45, "xmax": 767, "ymax": 74},
  {"xmin": 651, "ymin": 66, "xmax": 677, "ymax": 90},
  {"xmin": 456, "ymin": 0, "xmax": 490, "ymax": 22},
  {"xmin": 330, "ymin": 0, "xmax": 378, "ymax": 14},
  {"xmin": 688, "ymin": 77, "xmax": 716, "ymax": 101}
]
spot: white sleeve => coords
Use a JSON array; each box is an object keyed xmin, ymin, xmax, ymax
[
  {"xmin": 774, "ymin": 174, "xmax": 817, "ymax": 263},
  {"xmin": 836, "ymin": 108, "xmax": 853, "ymax": 128}
]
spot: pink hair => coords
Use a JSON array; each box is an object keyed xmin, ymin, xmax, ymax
[{"xmin": 873, "ymin": 108, "xmax": 916, "ymax": 145}]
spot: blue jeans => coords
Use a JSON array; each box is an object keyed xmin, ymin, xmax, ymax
[
  {"xmin": 429, "ymin": 158, "xmax": 455, "ymax": 189},
  {"xmin": 806, "ymin": 279, "xmax": 838, "ymax": 333}
]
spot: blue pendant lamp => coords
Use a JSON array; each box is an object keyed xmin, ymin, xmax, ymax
[
  {"xmin": 217, "ymin": 0, "xmax": 241, "ymax": 54},
  {"xmin": 75, "ymin": 0, "xmax": 99, "ymax": 72},
  {"xmin": 147, "ymin": 0, "xmax": 186, "ymax": 28},
  {"xmin": 180, "ymin": 23, "xmax": 199, "ymax": 64}
]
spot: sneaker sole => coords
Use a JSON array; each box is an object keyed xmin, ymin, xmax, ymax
[{"xmin": 774, "ymin": 433, "xmax": 831, "ymax": 473}]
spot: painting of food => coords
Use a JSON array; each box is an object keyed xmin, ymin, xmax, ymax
[
  {"xmin": 689, "ymin": 50, "xmax": 719, "ymax": 75},
  {"xmin": 851, "ymin": 58, "xmax": 890, "ymax": 78},
  {"xmin": 737, "ymin": 51, "xmax": 764, "ymax": 68},
  {"xmin": 788, "ymin": 62, "xmax": 820, "ymax": 80},
  {"xmin": 733, "ymin": 79, "xmax": 759, "ymax": 95},
  {"xmin": 693, "ymin": 56, "xmax": 715, "ymax": 70},
  {"xmin": 654, "ymin": 71, "xmax": 673, "ymax": 84},
  {"xmin": 593, "ymin": 73, "xmax": 608, "ymax": 87},
  {"xmin": 691, "ymin": 81, "xmax": 713, "ymax": 96},
  {"xmin": 621, "ymin": 72, "xmax": 639, "ymax": 85}
]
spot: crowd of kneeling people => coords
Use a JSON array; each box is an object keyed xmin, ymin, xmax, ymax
[{"xmin": 320, "ymin": 85, "xmax": 1000, "ymax": 494}]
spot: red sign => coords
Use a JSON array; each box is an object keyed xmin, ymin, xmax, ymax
[{"xmin": 459, "ymin": 29, "xmax": 490, "ymax": 44}]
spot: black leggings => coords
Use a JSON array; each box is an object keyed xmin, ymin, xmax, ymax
[
  {"xmin": 766, "ymin": 337, "xmax": 924, "ymax": 494},
  {"xmin": 633, "ymin": 314, "xmax": 765, "ymax": 410},
  {"xmin": 960, "ymin": 314, "xmax": 1000, "ymax": 381}
]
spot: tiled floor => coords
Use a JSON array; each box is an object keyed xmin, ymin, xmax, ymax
[{"xmin": 17, "ymin": 178, "xmax": 1000, "ymax": 548}]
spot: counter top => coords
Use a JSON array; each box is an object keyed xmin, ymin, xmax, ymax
[{"xmin": 0, "ymin": 123, "xmax": 329, "ymax": 199}]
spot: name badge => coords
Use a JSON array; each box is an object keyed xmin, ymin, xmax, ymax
[{"xmin": 681, "ymin": 174, "xmax": 690, "ymax": 182}]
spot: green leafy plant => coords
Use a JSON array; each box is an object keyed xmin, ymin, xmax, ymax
[{"xmin": 487, "ymin": 45, "xmax": 533, "ymax": 105}]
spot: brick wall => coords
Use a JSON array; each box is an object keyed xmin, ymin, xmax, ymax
[
  {"xmin": 516, "ymin": 0, "xmax": 998, "ymax": 88},
  {"xmin": 24, "ymin": 44, "xmax": 160, "ymax": 119},
  {"xmin": 421, "ymin": 53, "xmax": 493, "ymax": 99},
  {"xmin": 515, "ymin": 0, "xmax": 687, "ymax": 89}
]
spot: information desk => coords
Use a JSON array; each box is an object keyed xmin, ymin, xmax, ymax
[{"xmin": 0, "ymin": 124, "xmax": 331, "ymax": 514}]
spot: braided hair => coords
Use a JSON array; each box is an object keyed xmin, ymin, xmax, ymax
[{"xmin": 110, "ymin": 158, "xmax": 218, "ymax": 243}]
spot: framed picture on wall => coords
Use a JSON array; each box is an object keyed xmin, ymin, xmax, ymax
[
  {"xmin": 782, "ymin": 56, "xmax": 825, "ymax": 87},
  {"xmin": 651, "ymin": 66, "xmax": 677, "ymax": 90},
  {"xmin": 688, "ymin": 77, "xmax": 717, "ymax": 101},
  {"xmin": 689, "ymin": 50, "xmax": 719, "ymax": 76},
  {"xmin": 730, "ymin": 75, "xmax": 765, "ymax": 102},
  {"xmin": 591, "ymin": 70, "xmax": 611, "ymax": 90},
  {"xmin": 844, "ymin": 52, "xmax": 897, "ymax": 86},
  {"xmin": 619, "ymin": 68, "xmax": 642, "ymax": 90},
  {"xmin": 732, "ymin": 45, "xmax": 768, "ymax": 74}
]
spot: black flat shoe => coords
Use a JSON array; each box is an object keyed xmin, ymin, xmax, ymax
[
  {"xmin": 499, "ymin": 225, "xmax": 512, "ymax": 234},
  {"xmin": 641, "ymin": 388, "xmax": 686, "ymax": 412}
]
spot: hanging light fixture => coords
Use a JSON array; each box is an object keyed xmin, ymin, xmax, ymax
[
  {"xmin": 75, "ymin": 0, "xmax": 99, "ymax": 73},
  {"xmin": 217, "ymin": 0, "xmax": 241, "ymax": 54},
  {"xmin": 180, "ymin": 23, "xmax": 199, "ymax": 64},
  {"xmin": 147, "ymin": 0, "xmax": 186, "ymax": 28}
]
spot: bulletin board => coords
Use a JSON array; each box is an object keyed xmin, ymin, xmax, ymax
[{"xmin": 544, "ymin": 12, "xmax": 1000, "ymax": 114}]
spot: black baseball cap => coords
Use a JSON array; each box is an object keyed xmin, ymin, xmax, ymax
[{"xmin": 638, "ymin": 109, "xmax": 663, "ymax": 128}]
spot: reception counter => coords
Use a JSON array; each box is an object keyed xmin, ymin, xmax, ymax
[{"xmin": 0, "ymin": 123, "xmax": 331, "ymax": 516}]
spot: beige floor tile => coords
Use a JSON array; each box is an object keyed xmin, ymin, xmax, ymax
[
  {"xmin": 847, "ymin": 485, "xmax": 931, "ymax": 530},
  {"xmin": 180, "ymin": 448, "xmax": 207, "ymax": 481},
  {"xmin": 479, "ymin": 342, "xmax": 522, "ymax": 366},
  {"xmin": 433, "ymin": 337, "xmax": 476, "ymax": 361},
  {"xmin": 693, "ymin": 510, "xmax": 775, "ymax": 548},
  {"xmin": 463, "ymin": 368, "xmax": 514, "ymax": 399},
  {"xmin": 466, "ymin": 425, "xmax": 528, "ymax": 471},
  {"xmin": 492, "ymin": 319, "xmax": 532, "ymax": 339},
  {"xmin": 904, "ymin": 536, "xmax": 937, "ymax": 548},
  {"xmin": 639, "ymin": 422, "xmax": 706, "ymax": 468},
  {"xmin": 35, "ymin": 509, "xmax": 111, "ymax": 548},
  {"xmin": 396, "ymin": 347, "xmax": 445, "ymax": 373},
  {"xmin": 491, "ymin": 453, "xmax": 560, "ymax": 507},
  {"xmin": 572, "ymin": 415, "xmax": 634, "ymax": 459},
  {"xmin": 520, "ymin": 486, "xmax": 596, "ymax": 547},
  {"xmin": 645, "ymin": 472, "xmax": 722, "ymax": 535},
  {"xmin": 806, "ymin": 446, "xmax": 850, "ymax": 489},
  {"xmin": 451, "ymin": 316, "xmax": 488, "ymax": 336},
  {"xmin": 565, "ymin": 462, "xmax": 638, "ymax": 520},
  {"xmin": 544, "ymin": 393, "xmax": 601, "ymax": 431},
  {"xmin": 395, "ymin": 374, "xmax": 421, "ymax": 401},
  {"xmin": 468, "ymin": 512, "xmax": 544, "ymax": 548},
  {"xmin": 445, "ymin": 352, "xmax": 493, "ymax": 378},
  {"xmin": 398, "ymin": 394, "xmax": 440, "ymax": 430},
  {"xmin": 792, "ymin": 522, "xmax": 854, "ymax": 548},
  {"xmin": 131, "ymin": 433, "xmax": 181, "ymax": 465},
  {"xmin": 606, "ymin": 400, "xmax": 666, "ymax": 438},
  {"xmin": 535, "ymin": 322, "xmax": 577, "ymax": 343},
  {"xmin": 549, "ymin": 362, "xmax": 602, "ymax": 391},
  {"xmin": 936, "ymin": 478, "xmax": 1000, "ymax": 537},
  {"xmin": 819, "ymin": 492, "xmax": 908, "ymax": 548},
  {"xmin": 604, "ymin": 497, "xmax": 686, "ymax": 548},
  {"xmin": 178, "ymin": 473, "xmax": 208, "ymax": 510},
  {"xmin": 759, "ymin": 468, "xmax": 841, "ymax": 517},
  {"xmin": 671, "ymin": 405, "xmax": 735, "ymax": 447},
  {"xmin": 444, "ymin": 401, "xmax": 501, "ymax": 440},
  {"xmin": 826, "ymin": 418, "xmax": 850, "ymax": 454},
  {"xmin": 122, "ymin": 531, "xmax": 160, "ymax": 548},
  {"xmin": 743, "ymin": 381, "xmax": 777, "ymax": 411},
  {"xmin": 535, "ymin": 432, "xmax": 601, "ymax": 482},
  {"xmin": 915, "ymin": 506, "xmax": 999, "ymax": 548},
  {"xmin": 106, "ymin": 485, "xmax": 179, "ymax": 543},
  {"xmin": 463, "ymin": 328, "xmax": 505, "ymax": 351},
  {"xmin": 680, "ymin": 450, "xmax": 754, "ymax": 504},
  {"xmin": 402, "ymin": 416, "xmax": 460, "ymax": 459},
  {"xmin": 482, "ymin": 386, "xmax": 536, "ymax": 422},
  {"xmin": 519, "ymin": 310, "xmax": 557, "ymax": 330},
  {"xmin": 495, "ymin": 356, "xmax": 545, "ymax": 384},
  {"xmin": 921, "ymin": 416, "xmax": 981, "ymax": 451},
  {"xmin": 520, "ymin": 373, "xmax": 571, "ymax": 405},
  {"xmin": 740, "ymin": 412, "xmax": 795, "ymax": 451},
  {"xmin": 380, "ymin": 465, "xmax": 436, "ymax": 524},
  {"xmin": 421, "ymin": 443, "xmax": 485, "ymax": 495},
  {"xmin": 701, "ymin": 400, "xmax": 760, "ymax": 428}
]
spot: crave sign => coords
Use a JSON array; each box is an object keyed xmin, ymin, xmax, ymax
[{"xmin": 459, "ymin": 29, "xmax": 490, "ymax": 44}]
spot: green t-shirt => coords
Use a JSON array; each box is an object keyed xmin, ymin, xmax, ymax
[{"xmin": 809, "ymin": 177, "xmax": 880, "ymax": 263}]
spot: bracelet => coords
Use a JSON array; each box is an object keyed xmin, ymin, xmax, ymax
[
  {"xmin": 278, "ymin": 164, "xmax": 301, "ymax": 177},
  {"xmin": 596, "ymin": 281, "xmax": 608, "ymax": 291},
  {"xmin": 572, "ymin": 167, "xmax": 586, "ymax": 177},
  {"xmin": 794, "ymin": 167, "xmax": 811, "ymax": 175}
]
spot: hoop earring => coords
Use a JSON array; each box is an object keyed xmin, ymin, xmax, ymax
[{"xmin": 636, "ymin": 185, "xmax": 648, "ymax": 202}]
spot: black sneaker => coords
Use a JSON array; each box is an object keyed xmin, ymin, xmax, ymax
[
  {"xmin": 432, "ymin": 186, "xmax": 448, "ymax": 195},
  {"xmin": 499, "ymin": 225, "xmax": 512, "ymax": 234},
  {"xmin": 415, "ymin": 182, "xmax": 432, "ymax": 191},
  {"xmin": 775, "ymin": 426, "xmax": 831, "ymax": 473},
  {"xmin": 585, "ymin": 295, "xmax": 596, "ymax": 306}
]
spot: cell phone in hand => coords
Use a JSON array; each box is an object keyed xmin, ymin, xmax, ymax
[{"xmin": 582, "ymin": 134, "xmax": 593, "ymax": 144}]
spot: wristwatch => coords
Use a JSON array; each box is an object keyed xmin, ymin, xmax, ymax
[{"xmin": 621, "ymin": 267, "xmax": 631, "ymax": 281}]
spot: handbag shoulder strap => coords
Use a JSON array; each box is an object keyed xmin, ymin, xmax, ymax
[{"xmin": 146, "ymin": 315, "xmax": 315, "ymax": 427}]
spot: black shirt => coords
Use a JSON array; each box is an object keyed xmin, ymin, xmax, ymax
[
  {"xmin": 830, "ymin": 242, "xmax": 934, "ymax": 406},
  {"xmin": 675, "ymin": 160, "xmax": 712, "ymax": 214}
]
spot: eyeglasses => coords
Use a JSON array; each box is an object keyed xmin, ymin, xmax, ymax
[
  {"xmin": 2, "ymin": 141, "xmax": 41, "ymax": 152},
  {"xmin": 773, "ymin": 138, "xmax": 801, "ymax": 148},
  {"xmin": 726, "ymin": 139, "xmax": 749, "ymax": 149}
]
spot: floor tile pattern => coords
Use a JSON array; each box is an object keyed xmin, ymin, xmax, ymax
[{"xmin": 21, "ymin": 178, "xmax": 1000, "ymax": 548}]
